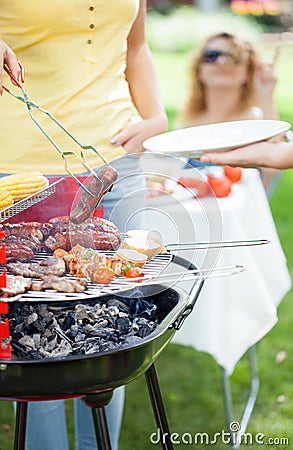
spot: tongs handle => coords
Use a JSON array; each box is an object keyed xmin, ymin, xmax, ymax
[
  {"xmin": 2, "ymin": 62, "xmax": 113, "ymax": 201},
  {"xmin": 3, "ymin": 62, "xmax": 25, "ymax": 92},
  {"xmin": 166, "ymin": 239, "xmax": 270, "ymax": 251}
]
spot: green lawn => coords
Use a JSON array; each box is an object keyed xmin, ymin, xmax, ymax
[{"xmin": 1, "ymin": 44, "xmax": 293, "ymax": 450}]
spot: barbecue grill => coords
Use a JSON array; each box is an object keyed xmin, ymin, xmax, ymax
[
  {"xmin": 0, "ymin": 256, "xmax": 205, "ymax": 450},
  {"xmin": 0, "ymin": 187, "xmax": 267, "ymax": 450}
]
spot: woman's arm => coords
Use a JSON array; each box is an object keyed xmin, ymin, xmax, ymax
[
  {"xmin": 0, "ymin": 40, "xmax": 22, "ymax": 95},
  {"xmin": 111, "ymin": 0, "xmax": 167, "ymax": 153},
  {"xmin": 200, "ymin": 140, "xmax": 293, "ymax": 170}
]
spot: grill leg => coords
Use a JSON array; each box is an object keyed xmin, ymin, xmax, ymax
[
  {"xmin": 13, "ymin": 401, "xmax": 28, "ymax": 450},
  {"xmin": 145, "ymin": 363, "xmax": 173, "ymax": 450},
  {"xmin": 82, "ymin": 390, "xmax": 113, "ymax": 450}
]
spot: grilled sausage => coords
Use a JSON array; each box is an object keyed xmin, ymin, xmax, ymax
[
  {"xmin": 5, "ymin": 242, "xmax": 34, "ymax": 262},
  {"xmin": 70, "ymin": 166, "xmax": 118, "ymax": 224},
  {"xmin": 44, "ymin": 216, "xmax": 121, "ymax": 251}
]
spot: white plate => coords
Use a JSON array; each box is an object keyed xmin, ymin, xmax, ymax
[{"xmin": 143, "ymin": 120, "xmax": 291, "ymax": 158}]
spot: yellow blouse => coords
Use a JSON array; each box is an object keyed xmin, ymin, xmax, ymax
[{"xmin": 0, "ymin": 0, "xmax": 139, "ymax": 174}]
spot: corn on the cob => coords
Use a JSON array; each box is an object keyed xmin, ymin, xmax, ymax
[
  {"xmin": 0, "ymin": 172, "xmax": 49, "ymax": 202},
  {"xmin": 0, "ymin": 188, "xmax": 14, "ymax": 211}
]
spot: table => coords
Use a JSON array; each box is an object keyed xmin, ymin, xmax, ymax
[{"xmin": 142, "ymin": 164, "xmax": 291, "ymax": 376}]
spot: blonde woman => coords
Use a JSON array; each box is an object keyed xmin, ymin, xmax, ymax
[
  {"xmin": 178, "ymin": 31, "xmax": 280, "ymax": 190},
  {"xmin": 179, "ymin": 31, "xmax": 278, "ymax": 126}
]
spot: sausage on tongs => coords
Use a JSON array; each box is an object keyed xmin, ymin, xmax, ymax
[
  {"xmin": 2, "ymin": 64, "xmax": 118, "ymax": 224},
  {"xmin": 70, "ymin": 165, "xmax": 118, "ymax": 224}
]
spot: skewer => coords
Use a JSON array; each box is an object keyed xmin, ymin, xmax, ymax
[
  {"xmin": 121, "ymin": 264, "xmax": 245, "ymax": 285},
  {"xmin": 165, "ymin": 239, "xmax": 270, "ymax": 250}
]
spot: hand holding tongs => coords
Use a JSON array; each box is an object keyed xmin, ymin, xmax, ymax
[{"xmin": 3, "ymin": 63, "xmax": 118, "ymax": 222}]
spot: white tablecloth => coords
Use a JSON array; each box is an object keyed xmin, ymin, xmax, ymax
[{"xmin": 143, "ymin": 167, "xmax": 291, "ymax": 375}]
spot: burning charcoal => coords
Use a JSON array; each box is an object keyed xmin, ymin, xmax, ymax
[
  {"xmin": 116, "ymin": 317, "xmax": 131, "ymax": 335},
  {"xmin": 87, "ymin": 328, "xmax": 118, "ymax": 342},
  {"xmin": 108, "ymin": 305, "xmax": 120, "ymax": 317},
  {"xmin": 39, "ymin": 347, "xmax": 53, "ymax": 359},
  {"xmin": 65, "ymin": 324, "xmax": 79, "ymax": 341},
  {"xmin": 29, "ymin": 318, "xmax": 45, "ymax": 333},
  {"xmin": 75, "ymin": 332, "xmax": 86, "ymax": 343},
  {"xmin": 13, "ymin": 323, "xmax": 25, "ymax": 334},
  {"xmin": 75, "ymin": 304, "xmax": 90, "ymax": 321},
  {"xmin": 24, "ymin": 312, "xmax": 38, "ymax": 327},
  {"xmin": 106, "ymin": 299, "xmax": 130, "ymax": 315},
  {"xmin": 18, "ymin": 335, "xmax": 35, "ymax": 350},
  {"xmin": 85, "ymin": 341, "xmax": 118, "ymax": 354},
  {"xmin": 44, "ymin": 335, "xmax": 57, "ymax": 352},
  {"xmin": 26, "ymin": 349, "xmax": 44, "ymax": 360},
  {"xmin": 11, "ymin": 330, "xmax": 24, "ymax": 341},
  {"xmin": 122, "ymin": 335, "xmax": 143, "ymax": 347},
  {"xmin": 51, "ymin": 340, "xmax": 72, "ymax": 358},
  {"xmin": 134, "ymin": 317, "xmax": 157, "ymax": 338},
  {"xmin": 36, "ymin": 305, "xmax": 50, "ymax": 318},
  {"xmin": 95, "ymin": 319, "xmax": 109, "ymax": 328},
  {"xmin": 33, "ymin": 334, "xmax": 41, "ymax": 348},
  {"xmin": 42, "ymin": 312, "xmax": 55, "ymax": 329},
  {"xmin": 61, "ymin": 312, "xmax": 76, "ymax": 331}
]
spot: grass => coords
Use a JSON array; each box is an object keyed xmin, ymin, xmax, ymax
[{"xmin": 1, "ymin": 27, "xmax": 293, "ymax": 450}]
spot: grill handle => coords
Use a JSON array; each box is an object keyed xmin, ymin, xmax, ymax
[{"xmin": 169, "ymin": 255, "xmax": 205, "ymax": 331}]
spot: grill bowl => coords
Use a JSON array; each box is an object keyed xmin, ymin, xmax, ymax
[{"xmin": 0, "ymin": 284, "xmax": 192, "ymax": 400}]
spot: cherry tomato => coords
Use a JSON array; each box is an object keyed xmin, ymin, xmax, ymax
[
  {"xmin": 92, "ymin": 267, "xmax": 115, "ymax": 284},
  {"xmin": 223, "ymin": 166, "xmax": 242, "ymax": 183},
  {"xmin": 178, "ymin": 177, "xmax": 209, "ymax": 198},
  {"xmin": 207, "ymin": 175, "xmax": 232, "ymax": 198},
  {"xmin": 125, "ymin": 267, "xmax": 144, "ymax": 279}
]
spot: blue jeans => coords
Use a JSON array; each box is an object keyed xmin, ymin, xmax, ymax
[{"xmin": 23, "ymin": 154, "xmax": 146, "ymax": 450}]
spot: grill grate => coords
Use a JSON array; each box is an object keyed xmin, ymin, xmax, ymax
[
  {"xmin": 4, "ymin": 251, "xmax": 173, "ymax": 302},
  {"xmin": 0, "ymin": 178, "xmax": 63, "ymax": 223}
]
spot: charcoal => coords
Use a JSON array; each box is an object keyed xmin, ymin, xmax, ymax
[
  {"xmin": 26, "ymin": 349, "xmax": 44, "ymax": 360},
  {"xmin": 106, "ymin": 299, "xmax": 130, "ymax": 314},
  {"xmin": 18, "ymin": 335, "xmax": 35, "ymax": 349},
  {"xmin": 33, "ymin": 333, "xmax": 41, "ymax": 348},
  {"xmin": 24, "ymin": 312, "xmax": 38, "ymax": 327},
  {"xmin": 44, "ymin": 335, "xmax": 57, "ymax": 352},
  {"xmin": 8, "ymin": 293, "xmax": 160, "ymax": 360},
  {"xmin": 50, "ymin": 340, "xmax": 72, "ymax": 358},
  {"xmin": 134, "ymin": 317, "xmax": 157, "ymax": 338},
  {"xmin": 122, "ymin": 335, "xmax": 143, "ymax": 346},
  {"xmin": 116, "ymin": 317, "xmax": 131, "ymax": 335},
  {"xmin": 61, "ymin": 312, "xmax": 76, "ymax": 331}
]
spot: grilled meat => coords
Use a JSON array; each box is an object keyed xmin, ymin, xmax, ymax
[
  {"xmin": 7, "ymin": 257, "xmax": 66, "ymax": 278},
  {"xmin": 70, "ymin": 166, "xmax": 118, "ymax": 224},
  {"xmin": 5, "ymin": 242, "xmax": 35, "ymax": 262},
  {"xmin": 44, "ymin": 216, "xmax": 121, "ymax": 252},
  {"xmin": 30, "ymin": 275, "xmax": 87, "ymax": 293},
  {"xmin": 1, "ymin": 275, "xmax": 32, "ymax": 296}
]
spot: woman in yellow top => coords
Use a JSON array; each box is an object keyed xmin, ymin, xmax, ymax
[{"xmin": 0, "ymin": 1, "xmax": 167, "ymax": 450}]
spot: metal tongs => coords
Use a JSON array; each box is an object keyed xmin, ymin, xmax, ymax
[{"xmin": 3, "ymin": 63, "xmax": 115, "ymax": 199}]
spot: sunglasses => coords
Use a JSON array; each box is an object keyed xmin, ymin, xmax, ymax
[{"xmin": 201, "ymin": 49, "xmax": 240, "ymax": 64}]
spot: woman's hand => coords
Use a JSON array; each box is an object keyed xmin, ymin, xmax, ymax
[
  {"xmin": 110, "ymin": 114, "xmax": 167, "ymax": 154},
  {"xmin": 0, "ymin": 39, "xmax": 22, "ymax": 95},
  {"xmin": 253, "ymin": 47, "xmax": 279, "ymax": 119}
]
